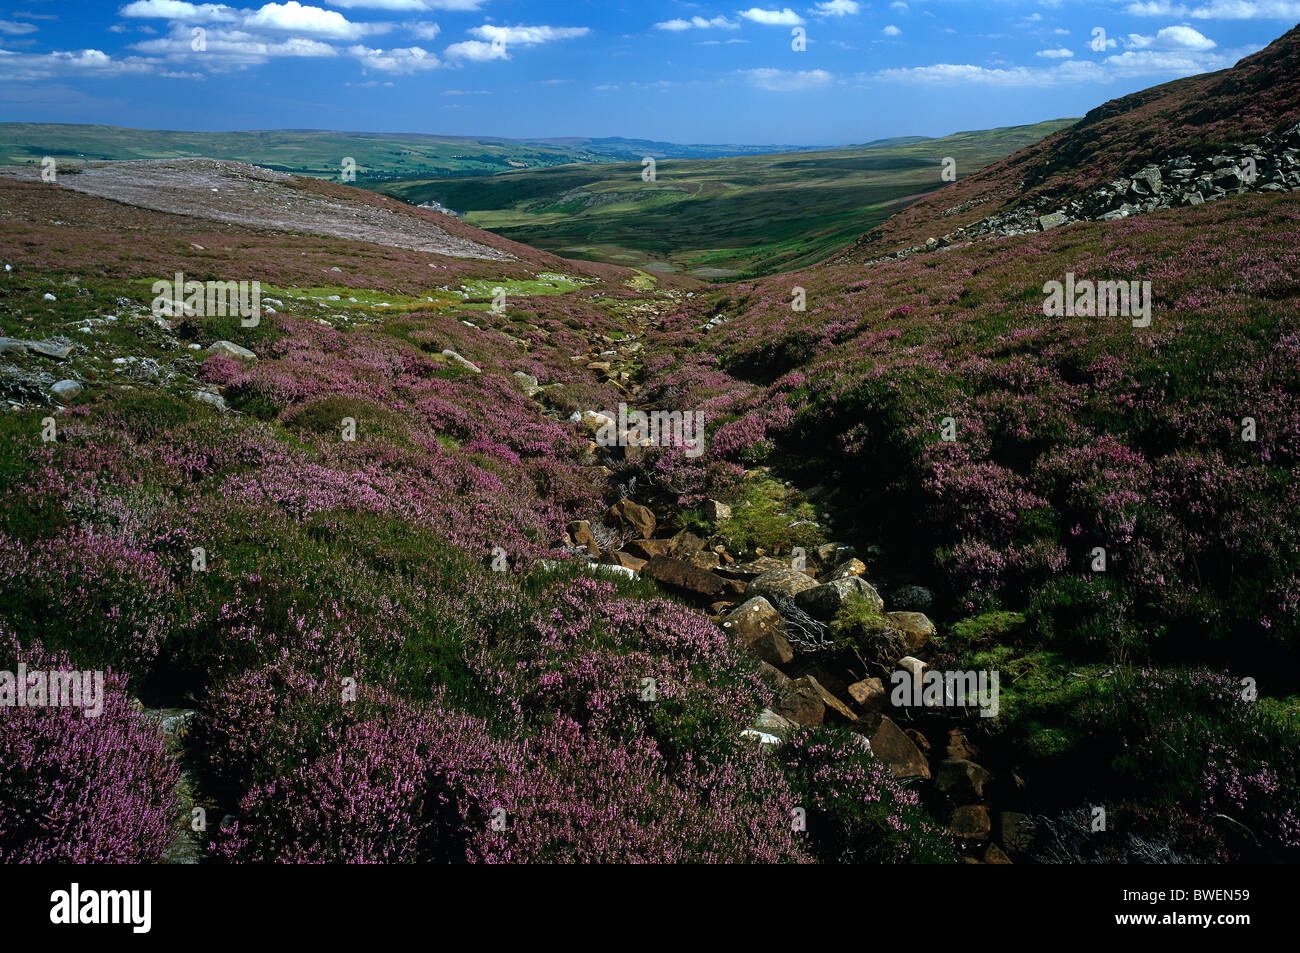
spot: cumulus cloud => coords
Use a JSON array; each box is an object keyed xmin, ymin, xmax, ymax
[
  {"xmin": 1124, "ymin": 25, "xmax": 1217, "ymax": 49},
  {"xmin": 738, "ymin": 66, "xmax": 831, "ymax": 89},
  {"xmin": 243, "ymin": 1, "xmax": 369, "ymax": 39},
  {"xmin": 329, "ymin": 0, "xmax": 484, "ymax": 8},
  {"xmin": 654, "ymin": 16, "xmax": 739, "ymax": 30},
  {"xmin": 467, "ymin": 24, "xmax": 590, "ymax": 45},
  {"xmin": 882, "ymin": 24, "xmax": 901, "ymax": 36},
  {"xmin": 443, "ymin": 39, "xmax": 504, "ymax": 60},
  {"xmin": 0, "ymin": 19, "xmax": 40, "ymax": 35},
  {"xmin": 1124, "ymin": 0, "xmax": 1300, "ymax": 17},
  {"xmin": 0, "ymin": 47, "xmax": 189, "ymax": 81},
  {"xmin": 1036, "ymin": 47, "xmax": 1074, "ymax": 57},
  {"xmin": 812, "ymin": 0, "xmax": 860, "ymax": 15},
  {"xmin": 737, "ymin": 7, "xmax": 806, "ymax": 25},
  {"xmin": 348, "ymin": 43, "xmax": 439, "ymax": 71}
]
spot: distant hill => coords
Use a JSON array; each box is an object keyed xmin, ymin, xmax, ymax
[
  {"xmin": 373, "ymin": 119, "xmax": 1076, "ymax": 279},
  {"xmin": 0, "ymin": 124, "xmax": 824, "ymax": 181}
]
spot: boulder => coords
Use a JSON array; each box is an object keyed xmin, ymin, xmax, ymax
[
  {"xmin": 946, "ymin": 728, "xmax": 979, "ymax": 762},
  {"xmin": 440, "ymin": 349, "xmax": 481, "ymax": 373},
  {"xmin": 206, "ymin": 340, "xmax": 256, "ymax": 362},
  {"xmin": 668, "ymin": 530, "xmax": 706, "ymax": 558},
  {"xmin": 604, "ymin": 551, "xmax": 646, "ymax": 572},
  {"xmin": 27, "ymin": 340, "xmax": 73, "ymax": 360},
  {"xmin": 983, "ymin": 843, "xmax": 1013, "ymax": 864},
  {"xmin": 719, "ymin": 597, "xmax": 794, "ymax": 666},
  {"xmin": 606, "ymin": 498, "xmax": 656, "ymax": 539},
  {"xmin": 950, "ymin": 805, "xmax": 992, "ymax": 841},
  {"xmin": 566, "ymin": 520, "xmax": 599, "ymax": 556},
  {"xmin": 847, "ymin": 677, "xmax": 887, "ymax": 711},
  {"xmin": 936, "ymin": 757, "xmax": 992, "ymax": 800},
  {"xmin": 819, "ymin": 557, "xmax": 867, "ymax": 582},
  {"xmin": 1037, "ymin": 212, "xmax": 1069, "ymax": 231},
  {"xmin": 623, "ymin": 538, "xmax": 671, "ymax": 560},
  {"xmin": 1131, "ymin": 165, "xmax": 1162, "ymax": 195},
  {"xmin": 685, "ymin": 549, "xmax": 721, "ymax": 571},
  {"xmin": 746, "ymin": 566, "xmax": 819, "ymax": 603},
  {"xmin": 855, "ymin": 714, "xmax": 930, "ymax": 779},
  {"xmin": 795, "ymin": 576, "xmax": 884, "ymax": 620},
  {"xmin": 890, "ymin": 584, "xmax": 934, "ymax": 611},
  {"xmin": 642, "ymin": 556, "xmax": 727, "ymax": 601},
  {"xmin": 50, "ymin": 379, "xmax": 82, "ymax": 401},
  {"xmin": 887, "ymin": 611, "xmax": 936, "ymax": 654},
  {"xmin": 816, "ymin": 542, "xmax": 857, "ymax": 564},
  {"xmin": 512, "ymin": 371, "xmax": 540, "ymax": 397},
  {"xmin": 777, "ymin": 676, "xmax": 856, "ymax": 726},
  {"xmin": 999, "ymin": 812, "xmax": 1037, "ymax": 854},
  {"xmin": 702, "ymin": 499, "xmax": 732, "ymax": 522},
  {"xmin": 752, "ymin": 708, "xmax": 797, "ymax": 742},
  {"xmin": 717, "ymin": 556, "xmax": 788, "ymax": 579}
]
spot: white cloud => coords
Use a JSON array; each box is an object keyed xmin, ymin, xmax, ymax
[
  {"xmin": 119, "ymin": 1, "xmax": 238, "ymax": 22},
  {"xmin": 654, "ymin": 15, "xmax": 739, "ymax": 30},
  {"xmin": 467, "ymin": 24, "xmax": 590, "ymax": 45},
  {"xmin": 406, "ymin": 19, "xmax": 440, "ymax": 39},
  {"xmin": 738, "ymin": 7, "xmax": 806, "ymax": 25},
  {"xmin": 0, "ymin": 47, "xmax": 178, "ymax": 81},
  {"xmin": 348, "ymin": 43, "xmax": 439, "ymax": 71},
  {"xmin": 882, "ymin": 24, "xmax": 901, "ymax": 35},
  {"xmin": 1036, "ymin": 47, "xmax": 1073, "ymax": 57},
  {"xmin": 329, "ymin": 0, "xmax": 484, "ymax": 8},
  {"xmin": 738, "ymin": 66, "xmax": 831, "ymax": 89},
  {"xmin": 812, "ymin": 0, "xmax": 860, "ymax": 15},
  {"xmin": 132, "ymin": 25, "xmax": 339, "ymax": 63},
  {"xmin": 0, "ymin": 19, "xmax": 39, "ymax": 35},
  {"xmin": 443, "ymin": 38, "xmax": 503, "ymax": 60},
  {"xmin": 1125, "ymin": 25, "xmax": 1217, "ymax": 49},
  {"xmin": 244, "ymin": 2, "xmax": 368, "ymax": 39},
  {"xmin": 890, "ymin": 1, "xmax": 908, "ymax": 12},
  {"xmin": 1125, "ymin": 0, "xmax": 1300, "ymax": 17}
]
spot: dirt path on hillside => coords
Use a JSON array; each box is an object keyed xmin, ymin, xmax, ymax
[{"xmin": 0, "ymin": 159, "xmax": 512, "ymax": 261}]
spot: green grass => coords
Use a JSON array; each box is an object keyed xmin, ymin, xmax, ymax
[{"xmin": 372, "ymin": 120, "xmax": 1077, "ymax": 278}]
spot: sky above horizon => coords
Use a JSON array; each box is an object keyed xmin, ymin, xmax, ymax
[{"xmin": 0, "ymin": 1, "xmax": 1296, "ymax": 145}]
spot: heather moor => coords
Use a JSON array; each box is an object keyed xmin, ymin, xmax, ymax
[{"xmin": 1, "ymin": 3, "xmax": 1299, "ymax": 874}]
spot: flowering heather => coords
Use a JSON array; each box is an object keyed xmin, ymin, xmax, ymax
[{"xmin": 0, "ymin": 635, "xmax": 179, "ymax": 864}]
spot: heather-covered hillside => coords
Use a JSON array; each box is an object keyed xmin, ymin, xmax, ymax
[{"xmin": 838, "ymin": 25, "xmax": 1300, "ymax": 263}]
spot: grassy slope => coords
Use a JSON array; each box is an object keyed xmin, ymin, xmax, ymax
[{"xmin": 371, "ymin": 120, "xmax": 1076, "ymax": 279}]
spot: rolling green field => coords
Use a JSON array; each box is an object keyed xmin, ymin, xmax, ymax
[
  {"xmin": 0, "ymin": 124, "xmax": 821, "ymax": 181},
  {"xmin": 372, "ymin": 119, "xmax": 1077, "ymax": 278}
]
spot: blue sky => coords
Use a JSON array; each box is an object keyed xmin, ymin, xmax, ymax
[{"xmin": 0, "ymin": 1, "xmax": 1296, "ymax": 144}]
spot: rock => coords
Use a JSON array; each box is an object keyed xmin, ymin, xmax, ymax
[
  {"xmin": 440, "ymin": 349, "xmax": 480, "ymax": 373},
  {"xmin": 983, "ymin": 843, "xmax": 1012, "ymax": 864},
  {"xmin": 819, "ymin": 557, "xmax": 867, "ymax": 582},
  {"xmin": 512, "ymin": 371, "xmax": 540, "ymax": 397},
  {"xmin": 27, "ymin": 340, "xmax": 73, "ymax": 360},
  {"xmin": 777, "ymin": 675, "xmax": 856, "ymax": 727},
  {"xmin": 1182, "ymin": 191, "xmax": 1204, "ymax": 206},
  {"xmin": 816, "ymin": 542, "xmax": 857, "ymax": 564},
  {"xmin": 42, "ymin": 293, "xmax": 56, "ymax": 301},
  {"xmin": 1037, "ymin": 212, "xmax": 1069, "ymax": 231},
  {"xmin": 887, "ymin": 611, "xmax": 935, "ymax": 654},
  {"xmin": 1131, "ymin": 165, "xmax": 1162, "ymax": 195},
  {"xmin": 776, "ymin": 677, "xmax": 827, "ymax": 727},
  {"xmin": 716, "ymin": 556, "xmax": 788, "ymax": 580},
  {"xmin": 1211, "ymin": 166, "xmax": 1243, "ymax": 191},
  {"xmin": 925, "ymin": 236, "xmax": 938, "ymax": 250},
  {"xmin": 855, "ymin": 714, "xmax": 930, "ymax": 779},
  {"xmin": 206, "ymin": 340, "xmax": 256, "ymax": 362},
  {"xmin": 194, "ymin": 391, "xmax": 228, "ymax": 411},
  {"xmin": 642, "ymin": 556, "xmax": 727, "ymax": 600},
  {"xmin": 702, "ymin": 499, "xmax": 732, "ymax": 521},
  {"xmin": 756, "ymin": 660, "xmax": 790, "ymax": 691},
  {"xmin": 905, "ymin": 729, "xmax": 932, "ymax": 754},
  {"xmin": 740, "ymin": 729, "xmax": 782, "ymax": 748},
  {"xmin": 847, "ymin": 677, "xmax": 886, "ymax": 711},
  {"xmin": 566, "ymin": 520, "xmax": 600, "ymax": 556},
  {"xmin": 936, "ymin": 757, "xmax": 992, "ymax": 800},
  {"xmin": 794, "ymin": 576, "xmax": 884, "ymax": 620},
  {"xmin": 890, "ymin": 584, "xmax": 934, "ymax": 611},
  {"xmin": 685, "ymin": 549, "xmax": 721, "ymax": 571},
  {"xmin": 623, "ymin": 538, "xmax": 671, "ymax": 561},
  {"xmin": 720, "ymin": 597, "xmax": 794, "ymax": 666},
  {"xmin": 951, "ymin": 805, "xmax": 992, "ymax": 841},
  {"xmin": 50, "ymin": 379, "xmax": 82, "ymax": 401},
  {"xmin": 747, "ymin": 566, "xmax": 819, "ymax": 603},
  {"xmin": 668, "ymin": 530, "xmax": 706, "ymax": 558},
  {"xmin": 604, "ymin": 551, "xmax": 646, "ymax": 572},
  {"xmin": 0, "ymin": 338, "xmax": 27, "ymax": 355},
  {"xmin": 753, "ymin": 708, "xmax": 797, "ymax": 742},
  {"xmin": 946, "ymin": 728, "xmax": 979, "ymax": 761},
  {"xmin": 606, "ymin": 498, "xmax": 656, "ymax": 539}
]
